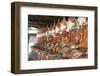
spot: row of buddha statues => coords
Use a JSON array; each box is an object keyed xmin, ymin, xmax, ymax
[{"xmin": 31, "ymin": 17, "xmax": 88, "ymax": 60}]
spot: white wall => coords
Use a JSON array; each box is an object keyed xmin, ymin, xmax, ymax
[{"xmin": 0, "ymin": 0, "xmax": 100, "ymax": 76}]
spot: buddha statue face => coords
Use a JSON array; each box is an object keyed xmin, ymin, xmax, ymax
[
  {"xmin": 66, "ymin": 17, "xmax": 77, "ymax": 32},
  {"xmin": 77, "ymin": 17, "xmax": 88, "ymax": 27}
]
